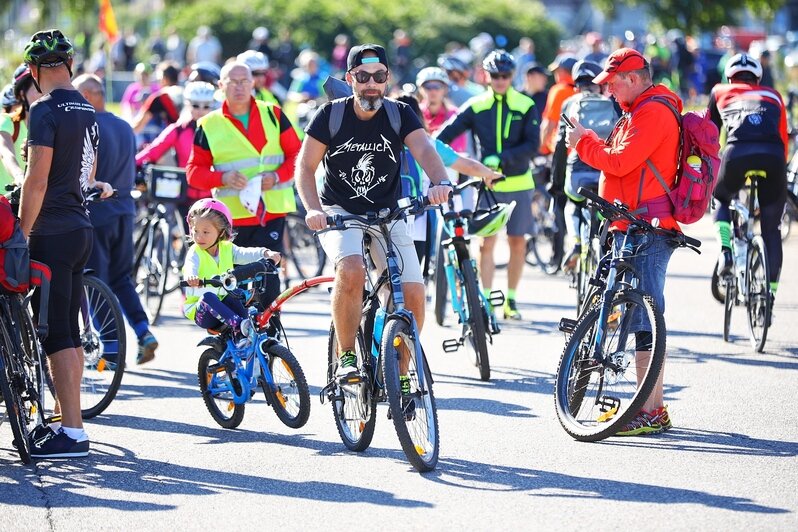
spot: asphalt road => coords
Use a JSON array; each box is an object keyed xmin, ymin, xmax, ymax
[{"xmin": 2, "ymin": 216, "xmax": 797, "ymax": 530}]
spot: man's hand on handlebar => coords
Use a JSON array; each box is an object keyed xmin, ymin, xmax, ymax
[
  {"xmin": 305, "ymin": 208, "xmax": 328, "ymax": 231},
  {"xmin": 428, "ymin": 183, "xmax": 453, "ymax": 205},
  {"xmin": 91, "ymin": 180, "xmax": 114, "ymax": 199}
]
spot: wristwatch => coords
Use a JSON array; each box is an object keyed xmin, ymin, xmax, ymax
[{"xmin": 437, "ymin": 179, "xmax": 452, "ymax": 187}]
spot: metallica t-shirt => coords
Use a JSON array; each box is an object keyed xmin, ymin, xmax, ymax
[
  {"xmin": 305, "ymin": 97, "xmax": 423, "ymax": 214},
  {"xmin": 27, "ymin": 89, "xmax": 98, "ymax": 236}
]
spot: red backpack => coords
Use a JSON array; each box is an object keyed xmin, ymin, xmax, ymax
[
  {"xmin": 638, "ymin": 96, "xmax": 721, "ymax": 224},
  {"xmin": 0, "ymin": 195, "xmax": 31, "ymax": 292}
]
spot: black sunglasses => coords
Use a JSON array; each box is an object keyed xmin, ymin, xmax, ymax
[
  {"xmin": 351, "ymin": 70, "xmax": 389, "ymax": 84},
  {"xmin": 191, "ymin": 104, "xmax": 213, "ymax": 110},
  {"xmin": 489, "ymin": 72, "xmax": 512, "ymax": 80}
]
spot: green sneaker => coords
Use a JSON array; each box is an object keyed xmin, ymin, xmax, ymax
[
  {"xmin": 503, "ymin": 298, "xmax": 522, "ymax": 320},
  {"xmin": 616, "ymin": 410, "xmax": 665, "ymax": 436},
  {"xmin": 335, "ymin": 350, "xmax": 358, "ymax": 379},
  {"xmin": 399, "ymin": 375, "xmax": 416, "ymax": 421}
]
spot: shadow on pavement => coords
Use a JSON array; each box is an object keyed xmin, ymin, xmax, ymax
[
  {"xmin": 425, "ymin": 456, "xmax": 787, "ymax": 513},
  {"xmin": 434, "ymin": 367, "xmax": 555, "ymax": 396},
  {"xmin": 2, "ymin": 441, "xmax": 431, "ymax": 510},
  {"xmin": 436, "ymin": 397, "xmax": 536, "ymax": 418},
  {"xmin": 669, "ymin": 347, "xmax": 798, "ymax": 370}
]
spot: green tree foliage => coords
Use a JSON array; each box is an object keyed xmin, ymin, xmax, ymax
[
  {"xmin": 167, "ymin": 0, "xmax": 562, "ymax": 66},
  {"xmin": 592, "ymin": 0, "xmax": 784, "ymax": 33}
]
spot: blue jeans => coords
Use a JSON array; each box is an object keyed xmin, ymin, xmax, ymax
[{"xmin": 613, "ymin": 231, "xmax": 674, "ymax": 334}]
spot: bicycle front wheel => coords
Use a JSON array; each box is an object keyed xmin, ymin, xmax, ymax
[
  {"xmin": 262, "ymin": 343, "xmax": 310, "ymax": 429},
  {"xmin": 433, "ymin": 241, "xmax": 448, "ymax": 326},
  {"xmin": 746, "ymin": 236, "xmax": 771, "ymax": 352},
  {"xmin": 198, "ymin": 349, "xmax": 245, "ymax": 428},
  {"xmin": 462, "ymin": 261, "xmax": 490, "ymax": 381},
  {"xmin": 0, "ymin": 312, "xmax": 32, "ymax": 463},
  {"xmin": 327, "ymin": 323, "xmax": 376, "ymax": 451},
  {"xmin": 285, "ymin": 213, "xmax": 326, "ymax": 280},
  {"xmin": 554, "ymin": 289, "xmax": 666, "ymax": 442},
  {"xmin": 80, "ymin": 275, "xmax": 127, "ymax": 419},
  {"xmin": 136, "ymin": 219, "xmax": 169, "ymax": 324},
  {"xmin": 382, "ymin": 318, "xmax": 439, "ymax": 472}
]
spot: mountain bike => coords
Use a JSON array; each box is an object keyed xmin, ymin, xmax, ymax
[
  {"xmin": 0, "ymin": 264, "xmax": 50, "ymax": 464},
  {"xmin": 181, "ymin": 260, "xmax": 312, "ymax": 430},
  {"xmin": 319, "ymin": 197, "xmax": 440, "ymax": 472},
  {"xmin": 433, "ymin": 177, "xmax": 504, "ymax": 381},
  {"xmin": 554, "ymin": 187, "xmax": 701, "ymax": 441},
  {"xmin": 720, "ymin": 170, "xmax": 772, "ymax": 352},
  {"xmin": 568, "ymin": 191, "xmax": 607, "ymax": 316}
]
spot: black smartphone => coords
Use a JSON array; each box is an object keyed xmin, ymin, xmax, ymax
[{"xmin": 561, "ymin": 112, "xmax": 575, "ymax": 129}]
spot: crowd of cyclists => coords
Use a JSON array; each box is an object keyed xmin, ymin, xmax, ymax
[{"xmin": 0, "ymin": 22, "xmax": 792, "ymax": 461}]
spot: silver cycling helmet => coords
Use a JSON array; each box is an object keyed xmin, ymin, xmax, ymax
[{"xmin": 416, "ymin": 67, "xmax": 449, "ymax": 88}]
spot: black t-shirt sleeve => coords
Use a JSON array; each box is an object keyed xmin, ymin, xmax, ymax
[
  {"xmin": 148, "ymin": 95, "xmax": 166, "ymax": 115},
  {"xmin": 398, "ymin": 103, "xmax": 423, "ymax": 141},
  {"xmin": 305, "ymin": 102, "xmax": 332, "ymax": 145},
  {"xmin": 27, "ymin": 102, "xmax": 56, "ymax": 148}
]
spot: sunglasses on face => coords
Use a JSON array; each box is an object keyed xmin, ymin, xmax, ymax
[
  {"xmin": 351, "ymin": 69, "xmax": 389, "ymax": 84},
  {"xmin": 191, "ymin": 103, "xmax": 213, "ymax": 110},
  {"xmin": 423, "ymin": 82, "xmax": 446, "ymax": 90},
  {"xmin": 489, "ymin": 72, "xmax": 512, "ymax": 80},
  {"xmin": 252, "ymin": 71, "xmax": 267, "ymax": 76}
]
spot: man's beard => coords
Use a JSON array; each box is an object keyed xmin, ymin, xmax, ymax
[{"xmin": 355, "ymin": 91, "xmax": 384, "ymax": 112}]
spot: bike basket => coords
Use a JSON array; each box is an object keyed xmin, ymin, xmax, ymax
[{"xmin": 147, "ymin": 166, "xmax": 187, "ymax": 202}]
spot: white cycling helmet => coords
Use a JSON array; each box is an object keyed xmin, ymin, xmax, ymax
[
  {"xmin": 237, "ymin": 50, "xmax": 269, "ymax": 73},
  {"xmin": 416, "ymin": 67, "xmax": 449, "ymax": 88},
  {"xmin": 724, "ymin": 53, "xmax": 763, "ymax": 82},
  {"xmin": 183, "ymin": 81, "xmax": 218, "ymax": 106}
]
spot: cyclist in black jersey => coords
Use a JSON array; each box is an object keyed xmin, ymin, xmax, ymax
[
  {"xmin": 18, "ymin": 29, "xmax": 113, "ymax": 459},
  {"xmin": 708, "ymin": 53, "xmax": 788, "ymax": 301}
]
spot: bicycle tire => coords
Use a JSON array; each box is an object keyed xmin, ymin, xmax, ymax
[
  {"xmin": 327, "ymin": 323, "xmax": 377, "ymax": 451},
  {"xmin": 554, "ymin": 289, "xmax": 666, "ymax": 442},
  {"xmin": 0, "ymin": 312, "xmax": 32, "ymax": 463},
  {"xmin": 79, "ymin": 275, "xmax": 127, "ymax": 419},
  {"xmin": 746, "ymin": 236, "xmax": 771, "ymax": 352},
  {"xmin": 12, "ymin": 295, "xmax": 47, "ymax": 418},
  {"xmin": 381, "ymin": 318, "xmax": 439, "ymax": 472},
  {"xmin": 262, "ymin": 343, "xmax": 310, "ymax": 429},
  {"xmin": 723, "ymin": 275, "xmax": 735, "ymax": 343},
  {"xmin": 165, "ymin": 214, "xmax": 188, "ymax": 294},
  {"xmin": 285, "ymin": 213, "xmax": 326, "ymax": 280},
  {"xmin": 710, "ymin": 263, "xmax": 726, "ymax": 304},
  {"xmin": 198, "ymin": 348, "xmax": 245, "ymax": 429},
  {"xmin": 433, "ymin": 241, "xmax": 448, "ymax": 326},
  {"xmin": 142, "ymin": 219, "xmax": 169, "ymax": 324},
  {"xmin": 462, "ymin": 261, "xmax": 490, "ymax": 381}
]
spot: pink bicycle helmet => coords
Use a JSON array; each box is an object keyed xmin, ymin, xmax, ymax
[{"xmin": 187, "ymin": 198, "xmax": 234, "ymax": 238}]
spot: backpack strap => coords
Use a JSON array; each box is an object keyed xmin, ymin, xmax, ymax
[
  {"xmin": 328, "ymin": 99, "xmax": 346, "ymax": 141},
  {"xmin": 636, "ymin": 96, "xmax": 683, "ymax": 208},
  {"xmin": 383, "ymin": 98, "xmax": 402, "ymax": 138}
]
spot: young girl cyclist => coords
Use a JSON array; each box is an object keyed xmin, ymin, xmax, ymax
[{"xmin": 182, "ymin": 198, "xmax": 281, "ymax": 338}]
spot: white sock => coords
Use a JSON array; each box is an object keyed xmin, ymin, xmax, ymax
[
  {"xmin": 48, "ymin": 421, "xmax": 62, "ymax": 432},
  {"xmin": 61, "ymin": 426, "xmax": 89, "ymax": 442}
]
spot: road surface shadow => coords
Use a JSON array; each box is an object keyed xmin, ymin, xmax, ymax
[
  {"xmin": 599, "ymin": 427, "xmax": 798, "ymax": 458},
  {"xmin": 669, "ymin": 347, "xmax": 798, "ymax": 370},
  {"xmin": 1, "ymin": 441, "xmax": 431, "ymax": 510},
  {"xmin": 436, "ymin": 397, "xmax": 536, "ymax": 418},
  {"xmin": 425, "ymin": 456, "xmax": 787, "ymax": 513},
  {"xmin": 433, "ymin": 367, "xmax": 554, "ymax": 396}
]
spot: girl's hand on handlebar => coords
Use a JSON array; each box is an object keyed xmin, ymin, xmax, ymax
[
  {"xmin": 263, "ymin": 249, "xmax": 281, "ymax": 264},
  {"xmin": 305, "ymin": 208, "xmax": 328, "ymax": 231},
  {"xmin": 185, "ymin": 275, "xmax": 201, "ymax": 288},
  {"xmin": 428, "ymin": 183, "xmax": 452, "ymax": 205}
]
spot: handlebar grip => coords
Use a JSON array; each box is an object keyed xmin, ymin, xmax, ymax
[
  {"xmin": 577, "ymin": 186, "xmax": 602, "ymax": 204},
  {"xmin": 325, "ymin": 216, "xmax": 336, "ymax": 227},
  {"xmin": 230, "ymin": 259, "xmax": 269, "ymax": 280},
  {"xmin": 179, "ymin": 278, "xmax": 223, "ymax": 288},
  {"xmin": 682, "ymin": 234, "xmax": 702, "ymax": 248}
]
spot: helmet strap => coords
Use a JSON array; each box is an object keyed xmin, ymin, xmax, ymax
[{"xmin": 31, "ymin": 66, "xmax": 42, "ymax": 94}]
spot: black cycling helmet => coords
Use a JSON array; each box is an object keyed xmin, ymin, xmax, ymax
[
  {"xmin": 571, "ymin": 60, "xmax": 603, "ymax": 84},
  {"xmin": 12, "ymin": 63, "xmax": 36, "ymax": 111},
  {"xmin": 23, "ymin": 29, "xmax": 74, "ymax": 68},
  {"xmin": 482, "ymin": 49, "xmax": 516, "ymax": 75}
]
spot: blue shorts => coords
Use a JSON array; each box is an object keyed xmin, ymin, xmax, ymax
[{"xmin": 612, "ymin": 231, "xmax": 674, "ymax": 334}]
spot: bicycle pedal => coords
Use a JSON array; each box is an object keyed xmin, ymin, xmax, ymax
[
  {"xmin": 206, "ymin": 363, "xmax": 228, "ymax": 374},
  {"xmin": 442, "ymin": 339, "xmax": 461, "ymax": 353},
  {"xmin": 337, "ymin": 374, "xmax": 364, "ymax": 386},
  {"xmin": 597, "ymin": 395, "xmax": 620, "ymax": 413},
  {"xmin": 489, "ymin": 290, "xmax": 505, "ymax": 307},
  {"xmin": 558, "ymin": 318, "xmax": 578, "ymax": 334}
]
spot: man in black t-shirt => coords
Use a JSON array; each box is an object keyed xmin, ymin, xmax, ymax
[
  {"xmin": 296, "ymin": 44, "xmax": 452, "ymax": 386},
  {"xmin": 19, "ymin": 29, "xmax": 113, "ymax": 459}
]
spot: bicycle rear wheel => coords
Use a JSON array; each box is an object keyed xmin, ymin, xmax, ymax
[
  {"xmin": 79, "ymin": 275, "xmax": 126, "ymax": 419},
  {"xmin": 433, "ymin": 242, "xmax": 448, "ymax": 326},
  {"xmin": 135, "ymin": 219, "xmax": 169, "ymax": 324},
  {"xmin": 746, "ymin": 236, "xmax": 771, "ymax": 352},
  {"xmin": 0, "ymin": 312, "xmax": 32, "ymax": 463},
  {"xmin": 382, "ymin": 318, "xmax": 439, "ymax": 472},
  {"xmin": 554, "ymin": 289, "xmax": 665, "ymax": 441},
  {"xmin": 284, "ymin": 213, "xmax": 326, "ymax": 280},
  {"xmin": 723, "ymin": 275, "xmax": 735, "ymax": 343},
  {"xmin": 462, "ymin": 261, "xmax": 490, "ymax": 381},
  {"xmin": 262, "ymin": 343, "xmax": 310, "ymax": 429},
  {"xmin": 327, "ymin": 323, "xmax": 376, "ymax": 451},
  {"xmin": 198, "ymin": 349, "xmax": 245, "ymax": 429}
]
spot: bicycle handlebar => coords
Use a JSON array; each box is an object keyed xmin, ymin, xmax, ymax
[
  {"xmin": 323, "ymin": 196, "xmax": 433, "ymax": 230},
  {"xmin": 577, "ymin": 186, "xmax": 702, "ymax": 251},
  {"xmin": 179, "ymin": 259, "xmax": 277, "ymax": 290}
]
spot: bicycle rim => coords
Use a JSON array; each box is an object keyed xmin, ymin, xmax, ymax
[
  {"xmin": 198, "ymin": 349, "xmax": 244, "ymax": 428},
  {"xmin": 0, "ymin": 313, "xmax": 32, "ymax": 463},
  {"xmin": 462, "ymin": 261, "xmax": 490, "ymax": 381},
  {"xmin": 554, "ymin": 290, "xmax": 665, "ymax": 441},
  {"xmin": 327, "ymin": 323, "xmax": 376, "ymax": 451},
  {"xmin": 12, "ymin": 295, "xmax": 47, "ymax": 421},
  {"xmin": 263, "ymin": 343, "xmax": 310, "ymax": 429},
  {"xmin": 746, "ymin": 237, "xmax": 770, "ymax": 352},
  {"xmin": 382, "ymin": 319, "xmax": 439, "ymax": 472},
  {"xmin": 79, "ymin": 276, "xmax": 126, "ymax": 419}
]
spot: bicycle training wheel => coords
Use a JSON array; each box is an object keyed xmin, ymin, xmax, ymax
[
  {"xmin": 261, "ymin": 342, "xmax": 310, "ymax": 429},
  {"xmin": 462, "ymin": 261, "xmax": 490, "ymax": 381},
  {"xmin": 198, "ymin": 349, "xmax": 245, "ymax": 429},
  {"xmin": 382, "ymin": 318, "xmax": 439, "ymax": 472},
  {"xmin": 746, "ymin": 236, "xmax": 771, "ymax": 352},
  {"xmin": 554, "ymin": 289, "xmax": 666, "ymax": 442},
  {"xmin": 327, "ymin": 323, "xmax": 376, "ymax": 451},
  {"xmin": 79, "ymin": 275, "xmax": 127, "ymax": 419},
  {"xmin": 433, "ymin": 241, "xmax": 448, "ymax": 326}
]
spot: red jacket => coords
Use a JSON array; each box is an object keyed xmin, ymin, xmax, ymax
[
  {"xmin": 575, "ymin": 84, "xmax": 682, "ymax": 231},
  {"xmin": 187, "ymin": 98, "xmax": 301, "ymax": 225}
]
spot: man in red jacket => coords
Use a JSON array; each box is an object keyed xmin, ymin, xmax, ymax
[{"xmin": 566, "ymin": 48, "xmax": 683, "ymax": 436}]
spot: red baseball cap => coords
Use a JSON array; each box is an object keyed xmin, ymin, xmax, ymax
[{"xmin": 593, "ymin": 48, "xmax": 649, "ymax": 84}]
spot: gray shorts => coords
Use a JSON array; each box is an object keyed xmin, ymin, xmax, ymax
[
  {"xmin": 477, "ymin": 189, "xmax": 534, "ymax": 236},
  {"xmin": 318, "ymin": 205, "xmax": 423, "ymax": 284}
]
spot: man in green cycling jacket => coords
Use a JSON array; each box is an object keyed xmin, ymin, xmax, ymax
[{"xmin": 437, "ymin": 49, "xmax": 539, "ymax": 320}]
